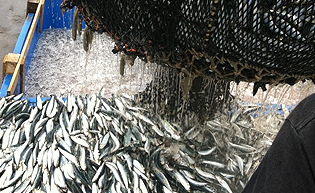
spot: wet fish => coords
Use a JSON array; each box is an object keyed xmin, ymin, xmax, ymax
[{"xmin": 0, "ymin": 93, "xmax": 275, "ymax": 193}]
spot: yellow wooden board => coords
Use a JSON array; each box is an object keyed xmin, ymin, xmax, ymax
[
  {"xmin": 7, "ymin": 0, "xmax": 45, "ymax": 95},
  {"xmin": 2, "ymin": 53, "xmax": 20, "ymax": 80}
]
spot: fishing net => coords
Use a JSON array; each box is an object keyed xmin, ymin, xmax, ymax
[{"xmin": 61, "ymin": 0, "xmax": 315, "ymax": 90}]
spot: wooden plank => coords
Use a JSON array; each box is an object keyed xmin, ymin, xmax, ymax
[
  {"xmin": 39, "ymin": 0, "xmax": 44, "ymax": 33},
  {"xmin": 26, "ymin": 0, "xmax": 40, "ymax": 16},
  {"xmin": 2, "ymin": 56, "xmax": 5, "ymax": 82},
  {"xmin": 7, "ymin": 0, "xmax": 45, "ymax": 96},
  {"xmin": 20, "ymin": 61, "xmax": 25, "ymax": 94},
  {"xmin": 8, "ymin": 62, "xmax": 21, "ymax": 96},
  {"xmin": 2, "ymin": 53, "xmax": 20, "ymax": 81}
]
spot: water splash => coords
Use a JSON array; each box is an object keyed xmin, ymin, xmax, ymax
[{"xmin": 25, "ymin": 29, "xmax": 155, "ymax": 97}]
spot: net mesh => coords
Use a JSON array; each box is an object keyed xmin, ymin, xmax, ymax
[{"xmin": 62, "ymin": 0, "xmax": 315, "ymax": 87}]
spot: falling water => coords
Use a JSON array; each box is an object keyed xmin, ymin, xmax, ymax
[
  {"xmin": 24, "ymin": 29, "xmax": 155, "ymax": 97},
  {"xmin": 228, "ymin": 79, "xmax": 315, "ymax": 138}
]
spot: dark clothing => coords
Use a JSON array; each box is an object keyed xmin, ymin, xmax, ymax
[{"xmin": 242, "ymin": 94, "xmax": 315, "ymax": 193}]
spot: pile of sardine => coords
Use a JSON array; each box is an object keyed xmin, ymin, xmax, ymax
[{"xmin": 0, "ymin": 92, "xmax": 278, "ymax": 193}]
